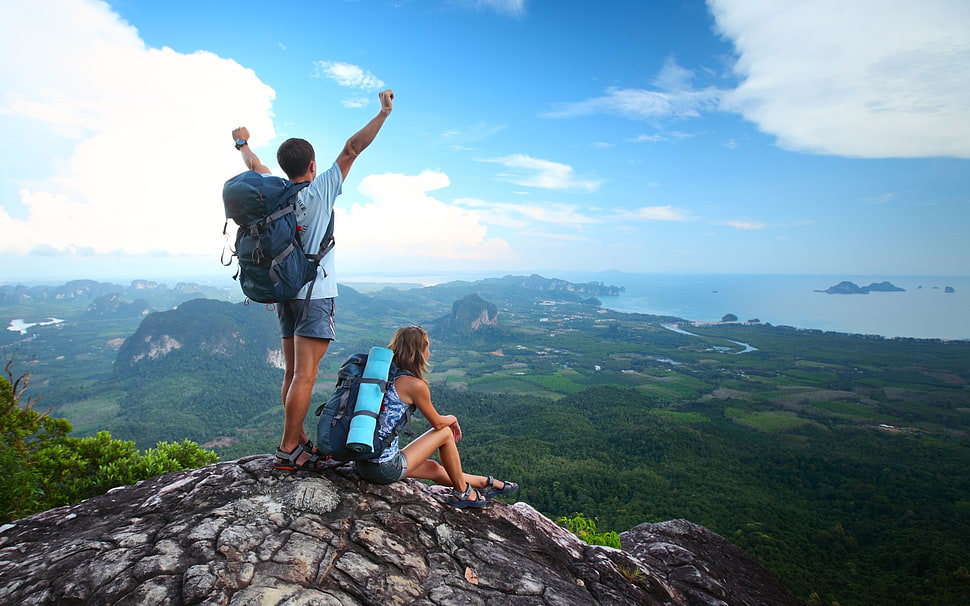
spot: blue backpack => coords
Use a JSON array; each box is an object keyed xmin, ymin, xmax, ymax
[
  {"xmin": 222, "ymin": 170, "xmax": 334, "ymax": 304},
  {"xmin": 315, "ymin": 352, "xmax": 415, "ymax": 462}
]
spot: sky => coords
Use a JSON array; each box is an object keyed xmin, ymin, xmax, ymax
[{"xmin": 1, "ymin": 0, "xmax": 968, "ymax": 285}]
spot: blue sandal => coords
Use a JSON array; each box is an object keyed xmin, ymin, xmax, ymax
[
  {"xmin": 483, "ymin": 476, "xmax": 519, "ymax": 499},
  {"xmin": 448, "ymin": 484, "xmax": 487, "ymax": 508}
]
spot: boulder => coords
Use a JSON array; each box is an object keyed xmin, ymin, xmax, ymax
[{"xmin": 0, "ymin": 455, "xmax": 803, "ymax": 605}]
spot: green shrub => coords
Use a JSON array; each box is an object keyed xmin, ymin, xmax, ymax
[
  {"xmin": 556, "ymin": 512, "xmax": 622, "ymax": 549},
  {"xmin": 1, "ymin": 368, "xmax": 217, "ymax": 523}
]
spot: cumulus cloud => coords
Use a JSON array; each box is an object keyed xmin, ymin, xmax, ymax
[
  {"xmin": 546, "ymin": 2, "xmax": 970, "ymax": 159},
  {"xmin": 709, "ymin": 0, "xmax": 970, "ymax": 158},
  {"xmin": 0, "ymin": 0, "xmax": 275, "ymax": 257},
  {"xmin": 338, "ymin": 171, "xmax": 511, "ymax": 267},
  {"xmin": 0, "ymin": 1, "xmax": 506, "ymax": 272},
  {"xmin": 481, "ymin": 154, "xmax": 604, "ymax": 192}
]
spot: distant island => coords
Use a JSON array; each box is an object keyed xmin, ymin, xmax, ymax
[{"xmin": 816, "ymin": 280, "xmax": 905, "ymax": 295}]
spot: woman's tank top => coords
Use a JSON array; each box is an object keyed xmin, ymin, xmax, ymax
[{"xmin": 374, "ymin": 378, "xmax": 414, "ymax": 463}]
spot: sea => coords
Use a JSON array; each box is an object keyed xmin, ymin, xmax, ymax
[
  {"xmin": 590, "ymin": 273, "xmax": 970, "ymax": 341},
  {"xmin": 341, "ymin": 272, "xmax": 969, "ymax": 341},
  {"xmin": 7, "ymin": 271, "xmax": 964, "ymax": 342}
]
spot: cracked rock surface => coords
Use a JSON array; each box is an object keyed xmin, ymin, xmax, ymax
[{"xmin": 0, "ymin": 455, "xmax": 802, "ymax": 605}]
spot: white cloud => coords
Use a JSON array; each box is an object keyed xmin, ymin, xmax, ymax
[
  {"xmin": 630, "ymin": 134, "xmax": 666, "ymax": 144},
  {"xmin": 339, "ymin": 171, "xmax": 511, "ymax": 266},
  {"xmin": 546, "ymin": 2, "xmax": 970, "ymax": 159},
  {"xmin": 0, "ymin": 2, "xmax": 507, "ymax": 273},
  {"xmin": 340, "ymin": 96, "xmax": 373, "ymax": 109},
  {"xmin": 719, "ymin": 219, "xmax": 766, "ymax": 230},
  {"xmin": 544, "ymin": 57, "xmax": 723, "ymax": 121},
  {"xmin": 455, "ymin": 197, "xmax": 599, "ymax": 229},
  {"xmin": 629, "ymin": 131, "xmax": 694, "ymax": 144},
  {"xmin": 635, "ymin": 206, "xmax": 691, "ymax": 222},
  {"xmin": 518, "ymin": 231, "xmax": 589, "ymax": 242},
  {"xmin": 482, "ymin": 154, "xmax": 604, "ymax": 192},
  {"xmin": 0, "ymin": 0, "xmax": 276, "ymax": 258},
  {"xmin": 437, "ymin": 121, "xmax": 506, "ymax": 150},
  {"xmin": 452, "ymin": 0, "xmax": 527, "ymax": 18},
  {"xmin": 455, "ymin": 196, "xmax": 693, "ymax": 231},
  {"xmin": 313, "ymin": 61, "xmax": 385, "ymax": 91},
  {"xmin": 863, "ymin": 192, "xmax": 897, "ymax": 205},
  {"xmin": 709, "ymin": 0, "xmax": 970, "ymax": 158}
]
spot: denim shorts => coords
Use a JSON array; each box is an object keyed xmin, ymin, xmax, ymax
[
  {"xmin": 277, "ymin": 297, "xmax": 336, "ymax": 339},
  {"xmin": 355, "ymin": 452, "xmax": 408, "ymax": 485}
]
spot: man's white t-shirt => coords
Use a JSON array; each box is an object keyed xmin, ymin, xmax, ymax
[{"xmin": 292, "ymin": 161, "xmax": 343, "ymax": 300}]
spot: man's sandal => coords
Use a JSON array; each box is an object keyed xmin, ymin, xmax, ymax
[
  {"xmin": 448, "ymin": 484, "xmax": 487, "ymax": 508},
  {"xmin": 274, "ymin": 442, "xmax": 324, "ymax": 472},
  {"xmin": 482, "ymin": 476, "xmax": 519, "ymax": 499}
]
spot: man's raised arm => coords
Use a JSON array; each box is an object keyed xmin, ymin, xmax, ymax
[
  {"xmin": 232, "ymin": 126, "xmax": 271, "ymax": 174},
  {"xmin": 336, "ymin": 89, "xmax": 394, "ymax": 179}
]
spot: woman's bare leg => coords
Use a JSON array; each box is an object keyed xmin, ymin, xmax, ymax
[
  {"xmin": 401, "ymin": 426, "xmax": 514, "ymax": 496},
  {"xmin": 401, "ymin": 427, "xmax": 486, "ymax": 493}
]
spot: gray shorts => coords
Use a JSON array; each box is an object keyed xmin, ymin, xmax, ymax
[
  {"xmin": 278, "ymin": 298, "xmax": 336, "ymax": 339},
  {"xmin": 355, "ymin": 452, "xmax": 408, "ymax": 485}
]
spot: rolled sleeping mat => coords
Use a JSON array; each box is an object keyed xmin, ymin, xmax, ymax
[{"xmin": 345, "ymin": 346, "xmax": 394, "ymax": 453}]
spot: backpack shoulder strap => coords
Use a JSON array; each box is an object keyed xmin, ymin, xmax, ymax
[
  {"xmin": 376, "ymin": 366, "xmax": 417, "ymax": 444},
  {"xmin": 307, "ymin": 209, "xmax": 335, "ymax": 263},
  {"xmin": 284, "ymin": 180, "xmax": 325, "ymax": 317},
  {"xmin": 388, "ymin": 362, "xmax": 415, "ymax": 380},
  {"xmin": 283, "ymin": 178, "xmax": 311, "ymax": 200}
]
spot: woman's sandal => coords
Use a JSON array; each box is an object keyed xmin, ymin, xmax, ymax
[
  {"xmin": 482, "ymin": 476, "xmax": 520, "ymax": 499},
  {"xmin": 274, "ymin": 441, "xmax": 325, "ymax": 472},
  {"xmin": 448, "ymin": 484, "xmax": 487, "ymax": 508}
]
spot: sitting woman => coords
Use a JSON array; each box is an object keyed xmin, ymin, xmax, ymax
[{"xmin": 355, "ymin": 325, "xmax": 518, "ymax": 508}]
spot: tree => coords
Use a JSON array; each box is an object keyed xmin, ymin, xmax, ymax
[{"xmin": 1, "ymin": 365, "xmax": 218, "ymax": 523}]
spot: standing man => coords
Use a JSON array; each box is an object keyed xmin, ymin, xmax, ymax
[{"xmin": 232, "ymin": 89, "xmax": 394, "ymax": 471}]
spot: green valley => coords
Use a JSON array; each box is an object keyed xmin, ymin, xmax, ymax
[{"xmin": 2, "ymin": 276, "xmax": 969, "ymax": 606}]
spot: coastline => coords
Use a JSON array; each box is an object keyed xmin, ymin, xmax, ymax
[{"xmin": 592, "ymin": 273, "xmax": 969, "ymax": 341}]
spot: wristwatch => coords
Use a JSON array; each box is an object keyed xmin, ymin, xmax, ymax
[{"xmin": 234, "ymin": 138, "xmax": 248, "ymax": 150}]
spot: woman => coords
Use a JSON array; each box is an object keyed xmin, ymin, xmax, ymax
[{"xmin": 355, "ymin": 326, "xmax": 519, "ymax": 508}]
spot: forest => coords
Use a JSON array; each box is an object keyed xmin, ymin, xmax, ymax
[{"xmin": 2, "ymin": 277, "xmax": 968, "ymax": 606}]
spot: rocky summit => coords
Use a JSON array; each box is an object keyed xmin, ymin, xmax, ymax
[{"xmin": 0, "ymin": 456, "xmax": 803, "ymax": 605}]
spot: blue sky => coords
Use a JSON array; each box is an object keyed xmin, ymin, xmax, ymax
[{"xmin": 1, "ymin": 0, "xmax": 968, "ymax": 283}]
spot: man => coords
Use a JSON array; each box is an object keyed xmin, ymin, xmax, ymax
[{"xmin": 232, "ymin": 89, "xmax": 394, "ymax": 470}]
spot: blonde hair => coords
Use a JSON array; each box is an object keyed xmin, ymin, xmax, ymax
[{"xmin": 388, "ymin": 326, "xmax": 429, "ymax": 380}]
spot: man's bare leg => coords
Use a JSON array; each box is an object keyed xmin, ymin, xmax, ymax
[
  {"xmin": 281, "ymin": 336, "xmax": 295, "ymax": 409},
  {"xmin": 279, "ymin": 335, "xmax": 330, "ymax": 463}
]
